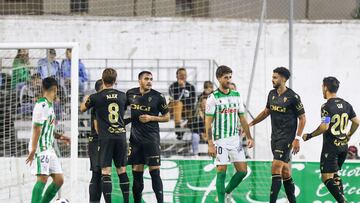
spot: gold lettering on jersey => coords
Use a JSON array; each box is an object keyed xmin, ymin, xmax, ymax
[
  {"xmin": 131, "ymin": 104, "xmax": 151, "ymax": 111},
  {"xmin": 108, "ymin": 126, "xmax": 126, "ymax": 134},
  {"xmin": 270, "ymin": 105, "xmax": 286, "ymax": 113},
  {"xmin": 106, "ymin": 94, "xmax": 118, "ymax": 99},
  {"xmin": 334, "ymin": 139, "xmax": 348, "ymax": 147}
]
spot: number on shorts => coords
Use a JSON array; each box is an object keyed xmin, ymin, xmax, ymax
[
  {"xmin": 217, "ymin": 146, "xmax": 222, "ymax": 155},
  {"xmin": 40, "ymin": 155, "xmax": 49, "ymax": 163}
]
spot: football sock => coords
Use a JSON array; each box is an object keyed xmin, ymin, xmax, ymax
[
  {"xmin": 31, "ymin": 181, "xmax": 45, "ymax": 203},
  {"xmin": 269, "ymin": 174, "xmax": 282, "ymax": 203},
  {"xmin": 225, "ymin": 171, "xmax": 247, "ymax": 194},
  {"xmin": 150, "ymin": 169, "xmax": 164, "ymax": 203},
  {"xmin": 118, "ymin": 173, "xmax": 130, "ymax": 203},
  {"xmin": 132, "ymin": 171, "xmax": 144, "ymax": 203}
]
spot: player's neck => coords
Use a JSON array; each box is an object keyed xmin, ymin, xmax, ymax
[
  {"xmin": 326, "ymin": 93, "xmax": 337, "ymax": 100},
  {"xmin": 139, "ymin": 87, "xmax": 150, "ymax": 95},
  {"xmin": 219, "ymin": 86, "xmax": 230, "ymax": 94},
  {"xmin": 43, "ymin": 94, "xmax": 54, "ymax": 103},
  {"xmin": 276, "ymin": 85, "xmax": 287, "ymax": 95},
  {"xmin": 103, "ymin": 84, "xmax": 113, "ymax": 89}
]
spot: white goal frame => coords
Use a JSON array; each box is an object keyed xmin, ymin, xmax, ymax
[{"xmin": 0, "ymin": 42, "xmax": 79, "ymax": 202}]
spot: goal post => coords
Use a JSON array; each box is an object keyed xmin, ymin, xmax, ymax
[{"xmin": 0, "ymin": 42, "xmax": 80, "ymax": 202}]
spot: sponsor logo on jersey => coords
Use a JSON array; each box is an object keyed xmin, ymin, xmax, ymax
[
  {"xmin": 270, "ymin": 105, "xmax": 287, "ymax": 113},
  {"xmin": 131, "ymin": 104, "xmax": 151, "ymax": 111},
  {"xmin": 219, "ymin": 108, "xmax": 237, "ymax": 114}
]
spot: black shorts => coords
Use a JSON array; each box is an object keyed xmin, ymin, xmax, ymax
[
  {"xmin": 99, "ymin": 138, "xmax": 127, "ymax": 168},
  {"xmin": 127, "ymin": 141, "xmax": 161, "ymax": 166},
  {"xmin": 320, "ymin": 148, "xmax": 347, "ymax": 173},
  {"xmin": 271, "ymin": 139, "xmax": 292, "ymax": 163},
  {"xmin": 88, "ymin": 137, "xmax": 100, "ymax": 172}
]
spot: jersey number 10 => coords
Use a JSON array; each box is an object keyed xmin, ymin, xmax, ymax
[{"xmin": 331, "ymin": 113, "xmax": 349, "ymax": 136}]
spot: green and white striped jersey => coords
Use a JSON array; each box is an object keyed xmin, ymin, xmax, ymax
[
  {"xmin": 205, "ymin": 89, "xmax": 245, "ymax": 140},
  {"xmin": 29, "ymin": 97, "xmax": 56, "ymax": 153}
]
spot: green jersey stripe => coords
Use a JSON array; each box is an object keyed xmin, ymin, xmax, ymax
[
  {"xmin": 36, "ymin": 155, "xmax": 41, "ymax": 174},
  {"xmin": 39, "ymin": 120, "xmax": 47, "ymax": 152}
]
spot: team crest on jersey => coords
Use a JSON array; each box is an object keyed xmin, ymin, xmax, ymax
[
  {"xmin": 272, "ymin": 96, "xmax": 275, "ymax": 100},
  {"xmin": 283, "ymin": 97, "xmax": 288, "ymax": 102},
  {"xmin": 133, "ymin": 95, "xmax": 137, "ymax": 99},
  {"xmin": 148, "ymin": 97, "xmax": 152, "ymax": 102}
]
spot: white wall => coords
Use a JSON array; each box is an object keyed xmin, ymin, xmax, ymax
[{"xmin": 1, "ymin": 16, "xmax": 360, "ymax": 160}]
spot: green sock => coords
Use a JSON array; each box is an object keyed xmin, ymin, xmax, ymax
[
  {"xmin": 225, "ymin": 171, "xmax": 247, "ymax": 194},
  {"xmin": 216, "ymin": 171, "xmax": 226, "ymax": 203},
  {"xmin": 41, "ymin": 182, "xmax": 61, "ymax": 203},
  {"xmin": 31, "ymin": 181, "xmax": 46, "ymax": 203}
]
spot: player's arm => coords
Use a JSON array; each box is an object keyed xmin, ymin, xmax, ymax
[
  {"xmin": 239, "ymin": 114, "xmax": 254, "ymax": 148},
  {"xmin": 249, "ymin": 108, "xmax": 270, "ymax": 126},
  {"xmin": 80, "ymin": 95, "xmax": 92, "ymax": 112},
  {"xmin": 347, "ymin": 117, "xmax": 360, "ymax": 139},
  {"xmin": 303, "ymin": 105, "xmax": 329, "ymax": 141},
  {"xmin": 26, "ymin": 124, "xmax": 41, "ymax": 165},
  {"xmin": 139, "ymin": 94, "xmax": 170, "ymax": 123},
  {"xmin": 205, "ymin": 115, "xmax": 216, "ymax": 157},
  {"xmin": 54, "ymin": 132, "xmax": 71, "ymax": 144}
]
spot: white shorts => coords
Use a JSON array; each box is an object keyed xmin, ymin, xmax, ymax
[
  {"xmin": 31, "ymin": 150, "xmax": 63, "ymax": 176},
  {"xmin": 214, "ymin": 136, "xmax": 246, "ymax": 165}
]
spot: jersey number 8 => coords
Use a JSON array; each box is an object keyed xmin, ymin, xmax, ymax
[{"xmin": 108, "ymin": 103, "xmax": 119, "ymax": 123}]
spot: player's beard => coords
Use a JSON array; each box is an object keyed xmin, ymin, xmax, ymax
[
  {"xmin": 221, "ymin": 82, "xmax": 230, "ymax": 90},
  {"xmin": 272, "ymin": 82, "xmax": 280, "ymax": 89}
]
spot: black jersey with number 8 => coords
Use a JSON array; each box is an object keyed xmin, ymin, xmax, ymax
[{"xmin": 85, "ymin": 88, "xmax": 127, "ymax": 139}]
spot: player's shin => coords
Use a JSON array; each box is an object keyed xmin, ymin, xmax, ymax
[
  {"xmin": 101, "ymin": 174, "xmax": 112, "ymax": 203},
  {"xmin": 41, "ymin": 182, "xmax": 61, "ymax": 203},
  {"xmin": 216, "ymin": 171, "xmax": 226, "ymax": 203},
  {"xmin": 269, "ymin": 174, "xmax": 282, "ymax": 203},
  {"xmin": 283, "ymin": 177, "xmax": 296, "ymax": 203},
  {"xmin": 150, "ymin": 169, "xmax": 164, "ymax": 203},
  {"xmin": 89, "ymin": 171, "xmax": 102, "ymax": 202},
  {"xmin": 118, "ymin": 172, "xmax": 130, "ymax": 203},
  {"xmin": 324, "ymin": 178, "xmax": 347, "ymax": 203},
  {"xmin": 31, "ymin": 181, "xmax": 46, "ymax": 203},
  {"xmin": 225, "ymin": 171, "xmax": 247, "ymax": 194},
  {"xmin": 132, "ymin": 170, "xmax": 144, "ymax": 203}
]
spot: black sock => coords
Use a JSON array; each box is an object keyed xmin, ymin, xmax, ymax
[
  {"xmin": 283, "ymin": 177, "xmax": 296, "ymax": 203},
  {"xmin": 132, "ymin": 171, "xmax": 144, "ymax": 203},
  {"xmin": 101, "ymin": 174, "xmax": 112, "ymax": 203},
  {"xmin": 324, "ymin": 178, "xmax": 346, "ymax": 203},
  {"xmin": 89, "ymin": 171, "xmax": 102, "ymax": 202},
  {"xmin": 150, "ymin": 169, "xmax": 163, "ymax": 203},
  {"xmin": 270, "ymin": 174, "xmax": 282, "ymax": 203},
  {"xmin": 333, "ymin": 174, "xmax": 344, "ymax": 195},
  {"xmin": 118, "ymin": 173, "xmax": 130, "ymax": 203}
]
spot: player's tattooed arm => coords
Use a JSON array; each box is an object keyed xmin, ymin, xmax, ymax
[
  {"xmin": 347, "ymin": 116, "xmax": 360, "ymax": 139},
  {"xmin": 302, "ymin": 123, "xmax": 328, "ymax": 141}
]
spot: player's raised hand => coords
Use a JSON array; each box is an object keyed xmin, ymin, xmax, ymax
[
  {"xmin": 292, "ymin": 139, "xmax": 300, "ymax": 155},
  {"xmin": 247, "ymin": 138, "xmax": 254, "ymax": 148},
  {"xmin": 208, "ymin": 143, "xmax": 216, "ymax": 158},
  {"xmin": 139, "ymin": 114, "xmax": 153, "ymax": 123},
  {"xmin": 26, "ymin": 150, "xmax": 36, "ymax": 166}
]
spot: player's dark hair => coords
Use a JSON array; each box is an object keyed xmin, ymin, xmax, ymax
[
  {"xmin": 42, "ymin": 77, "xmax": 58, "ymax": 91},
  {"xmin": 323, "ymin": 76, "xmax": 340, "ymax": 93},
  {"xmin": 273, "ymin": 67, "xmax": 291, "ymax": 80},
  {"xmin": 95, "ymin": 79, "xmax": 103, "ymax": 92},
  {"xmin": 203, "ymin": 81, "xmax": 213, "ymax": 89},
  {"xmin": 176, "ymin": 67, "xmax": 186, "ymax": 75},
  {"xmin": 216, "ymin": 65, "xmax": 232, "ymax": 78},
  {"xmin": 102, "ymin": 68, "xmax": 117, "ymax": 85},
  {"xmin": 138, "ymin": 71, "xmax": 152, "ymax": 80}
]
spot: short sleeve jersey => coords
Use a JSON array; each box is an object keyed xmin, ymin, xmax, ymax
[
  {"xmin": 266, "ymin": 88, "xmax": 305, "ymax": 142},
  {"xmin": 85, "ymin": 88, "xmax": 127, "ymax": 139},
  {"xmin": 29, "ymin": 97, "xmax": 56, "ymax": 152},
  {"xmin": 205, "ymin": 89, "xmax": 245, "ymax": 140},
  {"xmin": 321, "ymin": 98, "xmax": 356, "ymax": 151},
  {"xmin": 126, "ymin": 88, "xmax": 169, "ymax": 144}
]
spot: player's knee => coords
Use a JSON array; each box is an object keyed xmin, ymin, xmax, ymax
[
  {"xmin": 116, "ymin": 166, "xmax": 126, "ymax": 174},
  {"xmin": 102, "ymin": 167, "xmax": 111, "ymax": 175},
  {"xmin": 54, "ymin": 177, "xmax": 64, "ymax": 187},
  {"xmin": 37, "ymin": 175, "xmax": 48, "ymax": 183},
  {"xmin": 132, "ymin": 165, "xmax": 145, "ymax": 172}
]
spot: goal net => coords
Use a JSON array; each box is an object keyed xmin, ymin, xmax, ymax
[{"xmin": 0, "ymin": 43, "xmax": 82, "ymax": 202}]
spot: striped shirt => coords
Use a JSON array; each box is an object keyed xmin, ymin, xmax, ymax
[
  {"xmin": 205, "ymin": 89, "xmax": 245, "ymax": 140},
  {"xmin": 29, "ymin": 97, "xmax": 56, "ymax": 152}
]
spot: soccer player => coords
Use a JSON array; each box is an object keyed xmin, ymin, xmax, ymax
[
  {"xmin": 205, "ymin": 65, "xmax": 254, "ymax": 203},
  {"xmin": 26, "ymin": 77, "xmax": 70, "ymax": 203},
  {"xmin": 80, "ymin": 68, "xmax": 129, "ymax": 203},
  {"xmin": 249, "ymin": 67, "xmax": 306, "ymax": 203},
  {"xmin": 302, "ymin": 77, "xmax": 359, "ymax": 203},
  {"xmin": 88, "ymin": 79, "xmax": 103, "ymax": 203},
  {"xmin": 126, "ymin": 71, "xmax": 170, "ymax": 203}
]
